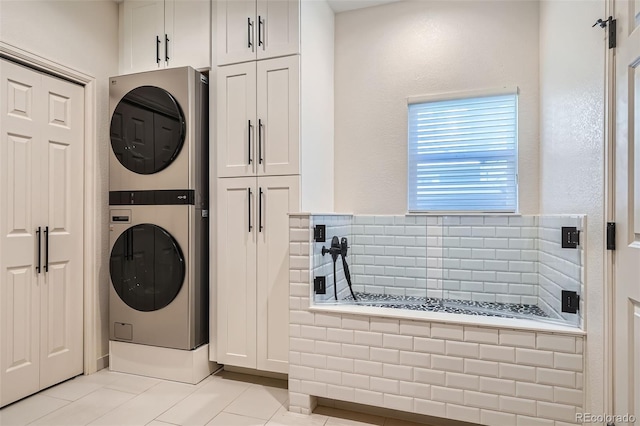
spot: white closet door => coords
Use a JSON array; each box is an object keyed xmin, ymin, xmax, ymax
[
  {"xmin": 0, "ymin": 59, "xmax": 84, "ymax": 408},
  {"xmin": 0, "ymin": 59, "xmax": 44, "ymax": 407},
  {"xmin": 38, "ymin": 73, "xmax": 84, "ymax": 389},
  {"xmin": 256, "ymin": 175, "xmax": 299, "ymax": 373}
]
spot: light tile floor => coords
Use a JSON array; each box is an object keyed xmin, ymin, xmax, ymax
[{"xmin": 0, "ymin": 369, "xmax": 443, "ymax": 426}]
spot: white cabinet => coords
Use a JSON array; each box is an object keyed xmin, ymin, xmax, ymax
[
  {"xmin": 0, "ymin": 60, "xmax": 84, "ymax": 408},
  {"xmin": 121, "ymin": 0, "xmax": 210, "ymax": 74},
  {"xmin": 217, "ymin": 0, "xmax": 299, "ymax": 65},
  {"xmin": 216, "ymin": 176, "xmax": 299, "ymax": 373},
  {"xmin": 217, "ymin": 55, "xmax": 299, "ymax": 178}
]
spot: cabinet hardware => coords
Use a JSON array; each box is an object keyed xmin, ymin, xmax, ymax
[
  {"xmin": 248, "ymin": 120, "xmax": 253, "ymax": 165},
  {"xmin": 258, "ymin": 16, "xmax": 264, "ymax": 47},
  {"xmin": 258, "ymin": 119, "xmax": 263, "ymax": 164},
  {"xmin": 259, "ymin": 187, "xmax": 263, "ymax": 232},
  {"xmin": 247, "ymin": 18, "xmax": 254, "ymax": 49},
  {"xmin": 36, "ymin": 226, "xmax": 42, "ymax": 273},
  {"xmin": 156, "ymin": 35, "xmax": 161, "ymax": 64},
  {"xmin": 248, "ymin": 188, "xmax": 253, "ymax": 232},
  {"xmin": 44, "ymin": 226, "xmax": 49, "ymax": 273},
  {"xmin": 165, "ymin": 34, "xmax": 170, "ymax": 61}
]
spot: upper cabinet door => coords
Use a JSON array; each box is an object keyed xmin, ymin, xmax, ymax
[
  {"xmin": 256, "ymin": 0, "xmax": 299, "ymax": 60},
  {"xmin": 217, "ymin": 62, "xmax": 257, "ymax": 177},
  {"xmin": 217, "ymin": 0, "xmax": 257, "ymax": 66},
  {"xmin": 120, "ymin": 0, "xmax": 211, "ymax": 74},
  {"xmin": 122, "ymin": 0, "xmax": 165, "ymax": 74},
  {"xmin": 257, "ymin": 56, "xmax": 299, "ymax": 176},
  {"xmin": 166, "ymin": 0, "xmax": 211, "ymax": 70}
]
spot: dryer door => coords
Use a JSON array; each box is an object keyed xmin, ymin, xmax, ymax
[
  {"xmin": 110, "ymin": 86, "xmax": 186, "ymax": 175},
  {"xmin": 109, "ymin": 223, "xmax": 185, "ymax": 312}
]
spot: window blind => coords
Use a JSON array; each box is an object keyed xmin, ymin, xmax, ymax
[{"xmin": 408, "ymin": 93, "xmax": 518, "ymax": 212}]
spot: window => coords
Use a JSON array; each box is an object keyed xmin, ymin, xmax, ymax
[{"xmin": 407, "ymin": 91, "xmax": 518, "ymax": 212}]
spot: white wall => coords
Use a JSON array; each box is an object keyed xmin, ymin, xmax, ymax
[
  {"xmin": 539, "ymin": 0, "xmax": 606, "ymax": 416},
  {"xmin": 333, "ymin": 1, "xmax": 540, "ymax": 215},
  {"xmin": 301, "ymin": 0, "xmax": 335, "ymax": 213},
  {"xmin": 0, "ymin": 0, "xmax": 119, "ymax": 371}
]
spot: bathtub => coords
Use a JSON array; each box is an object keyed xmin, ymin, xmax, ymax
[{"xmin": 288, "ymin": 213, "xmax": 585, "ymax": 426}]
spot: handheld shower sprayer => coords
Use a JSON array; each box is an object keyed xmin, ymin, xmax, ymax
[{"xmin": 321, "ymin": 236, "xmax": 357, "ymax": 301}]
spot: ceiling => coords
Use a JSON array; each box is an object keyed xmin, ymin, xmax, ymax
[{"xmin": 326, "ymin": 0, "xmax": 402, "ymax": 14}]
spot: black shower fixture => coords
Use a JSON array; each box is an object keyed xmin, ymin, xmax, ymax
[{"xmin": 322, "ymin": 236, "xmax": 357, "ymax": 301}]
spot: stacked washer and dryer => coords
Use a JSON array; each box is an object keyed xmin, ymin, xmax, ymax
[{"xmin": 108, "ymin": 67, "xmax": 209, "ymax": 353}]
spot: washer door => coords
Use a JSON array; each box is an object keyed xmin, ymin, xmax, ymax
[
  {"xmin": 110, "ymin": 224, "xmax": 186, "ymax": 312},
  {"xmin": 110, "ymin": 86, "xmax": 186, "ymax": 175}
]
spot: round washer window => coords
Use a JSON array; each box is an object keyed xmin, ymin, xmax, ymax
[
  {"xmin": 110, "ymin": 86, "xmax": 186, "ymax": 175},
  {"xmin": 109, "ymin": 224, "xmax": 185, "ymax": 312}
]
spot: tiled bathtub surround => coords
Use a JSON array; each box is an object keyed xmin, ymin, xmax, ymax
[
  {"xmin": 317, "ymin": 214, "xmax": 584, "ymax": 327},
  {"xmin": 290, "ymin": 214, "xmax": 586, "ymax": 425}
]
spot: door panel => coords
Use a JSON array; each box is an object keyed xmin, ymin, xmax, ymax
[
  {"xmin": 39, "ymin": 73, "xmax": 84, "ymax": 389},
  {"xmin": 217, "ymin": 63, "xmax": 257, "ymax": 177},
  {"xmin": 217, "ymin": 178, "xmax": 257, "ymax": 368},
  {"xmin": 7, "ymin": 134, "xmax": 34, "ymax": 236},
  {"xmin": 0, "ymin": 59, "xmax": 42, "ymax": 407},
  {"xmin": 256, "ymin": 175, "xmax": 299, "ymax": 373},
  {"xmin": 256, "ymin": 0, "xmax": 299, "ymax": 60},
  {"xmin": 217, "ymin": 0, "xmax": 256, "ymax": 66},
  {"xmin": 257, "ymin": 56, "xmax": 299, "ymax": 176},
  {"xmin": 614, "ymin": 0, "xmax": 640, "ymax": 418},
  {"xmin": 1, "ymin": 267, "xmax": 40, "ymax": 405}
]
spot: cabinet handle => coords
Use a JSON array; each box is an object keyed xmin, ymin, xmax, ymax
[
  {"xmin": 258, "ymin": 16, "xmax": 264, "ymax": 47},
  {"xmin": 36, "ymin": 226, "xmax": 41, "ymax": 274},
  {"xmin": 44, "ymin": 226, "xmax": 49, "ymax": 273},
  {"xmin": 156, "ymin": 35, "xmax": 161, "ymax": 64},
  {"xmin": 248, "ymin": 120, "xmax": 253, "ymax": 165},
  {"xmin": 165, "ymin": 34, "xmax": 170, "ymax": 62},
  {"xmin": 258, "ymin": 119, "xmax": 263, "ymax": 165},
  {"xmin": 259, "ymin": 187, "xmax": 263, "ymax": 232},
  {"xmin": 248, "ymin": 188, "xmax": 253, "ymax": 232},
  {"xmin": 247, "ymin": 18, "xmax": 253, "ymax": 49}
]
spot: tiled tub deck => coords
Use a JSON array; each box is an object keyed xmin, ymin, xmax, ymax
[{"xmin": 289, "ymin": 214, "xmax": 585, "ymax": 426}]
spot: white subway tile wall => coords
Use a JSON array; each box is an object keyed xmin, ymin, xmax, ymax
[
  {"xmin": 290, "ymin": 214, "xmax": 585, "ymax": 425},
  {"xmin": 537, "ymin": 216, "xmax": 585, "ymax": 327},
  {"xmin": 317, "ymin": 214, "xmax": 584, "ymax": 327}
]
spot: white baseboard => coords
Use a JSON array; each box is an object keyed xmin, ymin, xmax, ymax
[{"xmin": 109, "ymin": 341, "xmax": 220, "ymax": 384}]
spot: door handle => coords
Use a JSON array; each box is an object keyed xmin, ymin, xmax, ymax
[
  {"xmin": 165, "ymin": 34, "xmax": 170, "ymax": 62},
  {"xmin": 258, "ymin": 119, "xmax": 263, "ymax": 165},
  {"xmin": 248, "ymin": 120, "xmax": 253, "ymax": 165},
  {"xmin": 44, "ymin": 226, "xmax": 49, "ymax": 273},
  {"xmin": 36, "ymin": 226, "xmax": 41, "ymax": 273},
  {"xmin": 156, "ymin": 35, "xmax": 161, "ymax": 64},
  {"xmin": 258, "ymin": 16, "xmax": 264, "ymax": 48},
  {"xmin": 247, "ymin": 18, "xmax": 254, "ymax": 49},
  {"xmin": 248, "ymin": 188, "xmax": 253, "ymax": 232},
  {"xmin": 259, "ymin": 187, "xmax": 263, "ymax": 232}
]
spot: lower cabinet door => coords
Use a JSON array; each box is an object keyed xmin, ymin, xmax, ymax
[
  {"xmin": 256, "ymin": 175, "xmax": 300, "ymax": 373},
  {"xmin": 217, "ymin": 177, "xmax": 258, "ymax": 368}
]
